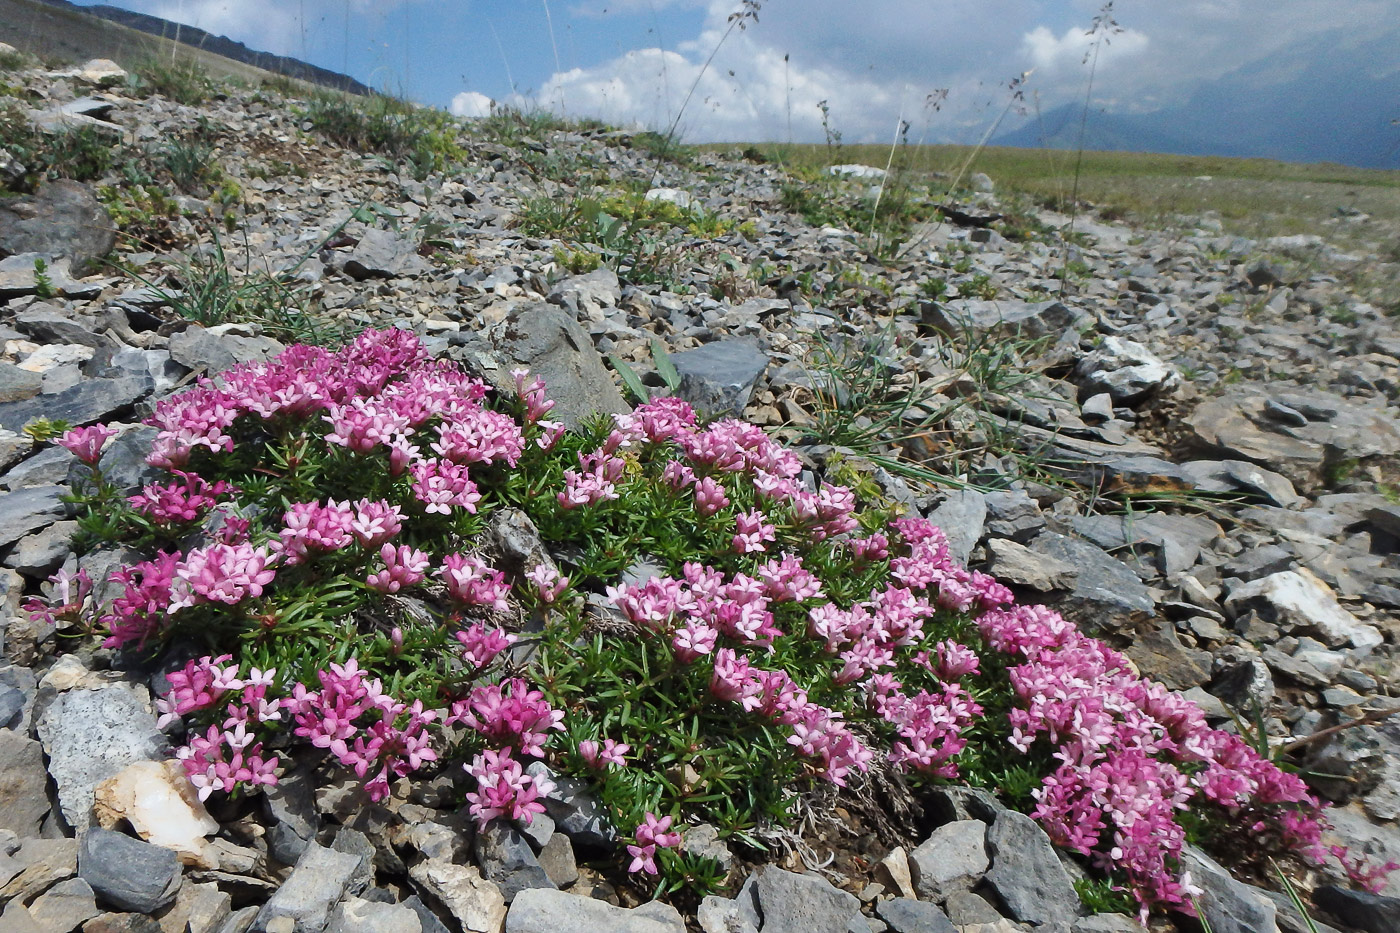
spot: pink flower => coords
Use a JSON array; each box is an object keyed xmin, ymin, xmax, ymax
[
  {"xmin": 579, "ymin": 738, "xmax": 630, "ymax": 769},
  {"xmin": 525, "ymin": 563, "xmax": 569, "ymax": 603},
  {"xmin": 693, "ymin": 476, "xmax": 730, "ymax": 516},
  {"xmin": 455, "ymin": 622, "xmax": 516, "ymax": 669},
  {"xmin": 732, "ymin": 509, "xmax": 777, "ymax": 554},
  {"xmin": 440, "ymin": 554, "xmax": 510, "ymax": 611},
  {"xmin": 366, "ymin": 543, "xmax": 429, "ymax": 593},
  {"xmin": 170, "ymin": 543, "xmax": 278, "ymax": 611},
  {"xmin": 57, "ymin": 424, "xmax": 117, "ymax": 465}
]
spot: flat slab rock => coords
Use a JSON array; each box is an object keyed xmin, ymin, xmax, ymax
[
  {"xmin": 1188, "ymin": 388, "xmax": 1400, "ymax": 486},
  {"xmin": 505, "ymin": 888, "xmax": 683, "ymax": 933}
]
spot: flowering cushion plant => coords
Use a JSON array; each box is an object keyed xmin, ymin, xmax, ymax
[{"xmin": 33, "ymin": 328, "xmax": 1385, "ymax": 916}]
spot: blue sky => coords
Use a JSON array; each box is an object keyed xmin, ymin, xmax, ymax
[{"xmin": 76, "ymin": 0, "xmax": 1400, "ymax": 145}]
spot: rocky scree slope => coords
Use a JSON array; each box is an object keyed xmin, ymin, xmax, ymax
[{"xmin": 1, "ymin": 51, "xmax": 1400, "ymax": 933}]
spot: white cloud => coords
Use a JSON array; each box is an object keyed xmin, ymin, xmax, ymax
[
  {"xmin": 141, "ymin": 1, "xmax": 305, "ymax": 55},
  {"xmin": 498, "ymin": 0, "xmax": 1400, "ymax": 143},
  {"xmin": 1020, "ymin": 24, "xmax": 1149, "ymax": 74},
  {"xmin": 450, "ymin": 91, "xmax": 495, "ymax": 119}
]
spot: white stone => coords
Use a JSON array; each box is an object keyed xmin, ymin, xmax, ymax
[
  {"xmin": 1226, "ymin": 569, "xmax": 1382, "ymax": 651},
  {"xmin": 93, "ymin": 760, "xmax": 218, "ymax": 863},
  {"xmin": 17, "ymin": 344, "xmax": 94, "ymax": 374},
  {"xmin": 643, "ymin": 188, "xmax": 693, "ymax": 210},
  {"xmin": 53, "ymin": 59, "xmax": 128, "ymax": 87},
  {"xmin": 827, "ymin": 164, "xmax": 887, "ymax": 180}
]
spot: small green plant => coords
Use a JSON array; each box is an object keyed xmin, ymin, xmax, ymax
[
  {"xmin": 22, "ymin": 417, "xmax": 71, "ymax": 442},
  {"xmin": 160, "ymin": 137, "xmax": 216, "ymax": 194},
  {"xmin": 143, "ymin": 225, "xmax": 348, "ymax": 346},
  {"xmin": 552, "ymin": 245, "xmax": 601, "ymax": 275},
  {"xmin": 965, "ymin": 273, "xmax": 999, "ymax": 300},
  {"xmin": 31, "ymin": 257, "xmax": 56, "ymax": 299},
  {"xmin": 302, "ymin": 92, "xmax": 463, "ymax": 179},
  {"xmin": 919, "ymin": 278, "xmax": 948, "ymax": 301},
  {"xmin": 1074, "ymin": 877, "xmax": 1136, "ymax": 915},
  {"xmin": 0, "ymin": 47, "xmax": 30, "ymax": 71},
  {"xmin": 131, "ymin": 57, "xmax": 215, "ymax": 105}
]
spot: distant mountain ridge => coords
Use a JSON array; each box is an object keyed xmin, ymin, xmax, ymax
[
  {"xmin": 994, "ymin": 25, "xmax": 1400, "ymax": 169},
  {"xmin": 34, "ymin": 0, "xmax": 372, "ymax": 95}
]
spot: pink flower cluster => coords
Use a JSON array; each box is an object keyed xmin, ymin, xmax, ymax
[
  {"xmin": 449, "ymin": 678, "xmax": 565, "ymax": 760},
  {"xmin": 129, "ymin": 471, "xmax": 232, "ymax": 525},
  {"xmin": 606, "ymin": 560, "xmax": 875, "ymax": 785},
  {"xmin": 283, "ymin": 658, "xmax": 438, "ymax": 802},
  {"xmin": 160, "ymin": 655, "xmax": 282, "ymax": 800},
  {"xmin": 464, "ymin": 747, "xmax": 555, "ymax": 826},
  {"xmin": 627, "ymin": 812, "xmax": 682, "ymax": 875}
]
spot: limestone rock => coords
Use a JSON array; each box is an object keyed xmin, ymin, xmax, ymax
[{"xmin": 92, "ymin": 760, "xmax": 218, "ymax": 863}]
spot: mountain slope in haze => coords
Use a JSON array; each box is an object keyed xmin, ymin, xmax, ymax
[
  {"xmin": 996, "ymin": 26, "xmax": 1400, "ymax": 169},
  {"xmin": 11, "ymin": 0, "xmax": 370, "ymax": 95}
]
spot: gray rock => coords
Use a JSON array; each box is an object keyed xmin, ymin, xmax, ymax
[
  {"xmin": 874, "ymin": 898, "xmax": 956, "ymax": 933},
  {"xmin": 927, "ymin": 489, "xmax": 985, "ymax": 565},
  {"xmin": 475, "ymin": 820, "xmax": 555, "ymax": 903},
  {"xmin": 925, "ymin": 786, "xmax": 1005, "ymax": 825},
  {"xmin": 0, "ymin": 485, "xmax": 68, "ymax": 549},
  {"xmin": 505, "ymin": 887, "xmax": 683, "ymax": 933},
  {"xmin": 36, "ymin": 685, "xmax": 168, "ymax": 829},
  {"xmin": 941, "ymin": 891, "xmax": 1003, "ymax": 925},
  {"xmin": 1211, "ymin": 657, "xmax": 1275, "ymax": 712},
  {"xmin": 535, "ymin": 833, "xmax": 577, "ymax": 889},
  {"xmin": 697, "ymin": 895, "xmax": 758, "ymax": 933},
  {"xmin": 1027, "ymin": 532, "xmax": 1155, "ymax": 632},
  {"xmin": 407, "ymin": 860, "xmax": 506, "ymax": 933},
  {"xmin": 0, "ymin": 375, "xmax": 153, "ymax": 435},
  {"xmin": 168, "ymin": 325, "xmax": 286, "ymax": 376},
  {"xmin": 752, "ymin": 867, "xmax": 862, "ymax": 933},
  {"xmin": 0, "ymin": 180, "xmax": 116, "ymax": 275},
  {"xmin": 69, "ymin": 426, "xmax": 162, "ymax": 497},
  {"xmin": 341, "ymin": 229, "xmax": 432, "ymax": 280},
  {"xmin": 0, "ymin": 364, "xmax": 43, "ymax": 404},
  {"xmin": 908, "ymin": 820, "xmax": 988, "ymax": 901},
  {"xmin": 326, "ymin": 896, "xmax": 423, "ymax": 933},
  {"xmin": 680, "ymin": 822, "xmax": 734, "ymax": 872},
  {"xmin": 984, "ymin": 537, "xmax": 1078, "ymax": 591},
  {"xmin": 1313, "ymin": 885, "xmax": 1400, "ymax": 933},
  {"xmin": 490, "ymin": 302, "xmax": 630, "ymax": 429},
  {"xmin": 548, "ymin": 268, "xmax": 621, "ymax": 317},
  {"xmin": 1187, "ymin": 388, "xmax": 1400, "ymax": 487},
  {"xmin": 1181, "ymin": 847, "xmax": 1278, "ymax": 933},
  {"xmin": 669, "ymin": 338, "xmax": 769, "ymax": 419},
  {"xmin": 983, "ymin": 810, "xmax": 1081, "ymax": 928},
  {"xmin": 982, "ymin": 489, "xmax": 1045, "ymax": 543},
  {"xmin": 5, "ymin": 519, "xmax": 77, "ymax": 576},
  {"xmin": 0, "ymin": 681, "xmax": 25, "ymax": 728},
  {"xmin": 27, "ymin": 876, "xmax": 100, "ymax": 931},
  {"xmin": 1179, "ymin": 460, "xmax": 1303, "ymax": 509},
  {"xmin": 13, "ymin": 307, "xmax": 110, "ymax": 350},
  {"xmin": 1122, "ymin": 620, "xmax": 1212, "ymax": 690},
  {"xmin": 1224, "ymin": 569, "xmax": 1381, "ymax": 650},
  {"xmin": 1223, "ymin": 544, "xmax": 1295, "ymax": 582},
  {"xmin": 923, "ymin": 299, "xmax": 1091, "ymax": 341},
  {"xmin": 0, "ymin": 730, "xmax": 50, "ymax": 836},
  {"xmin": 2, "ymin": 446, "xmax": 73, "ymax": 490},
  {"xmin": 254, "ymin": 842, "xmax": 369, "ymax": 933},
  {"xmin": 526, "ymin": 763, "xmax": 616, "ymax": 849},
  {"xmin": 78, "ymin": 828, "xmax": 181, "ymax": 913},
  {"xmin": 262, "ymin": 767, "xmax": 319, "ymax": 865},
  {"xmin": 1074, "ymin": 337, "xmax": 1179, "ymax": 405}
]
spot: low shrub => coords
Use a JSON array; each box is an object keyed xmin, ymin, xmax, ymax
[
  {"xmin": 301, "ymin": 92, "xmax": 463, "ymax": 179},
  {"xmin": 34, "ymin": 329, "xmax": 1383, "ymax": 916},
  {"xmin": 131, "ymin": 57, "xmax": 216, "ymax": 105}
]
